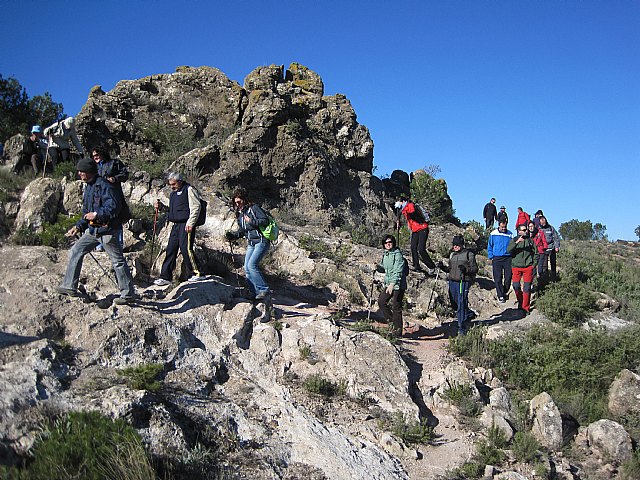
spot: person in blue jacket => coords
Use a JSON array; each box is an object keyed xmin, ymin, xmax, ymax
[
  {"xmin": 57, "ymin": 158, "xmax": 136, "ymax": 304},
  {"xmin": 487, "ymin": 220, "xmax": 513, "ymax": 303}
]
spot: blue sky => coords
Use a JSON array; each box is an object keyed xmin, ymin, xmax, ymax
[{"xmin": 2, "ymin": 0, "xmax": 638, "ymax": 240}]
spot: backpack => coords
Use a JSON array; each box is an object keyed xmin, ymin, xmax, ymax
[
  {"xmin": 195, "ymin": 198, "xmax": 207, "ymax": 226},
  {"xmin": 409, "ymin": 202, "xmax": 430, "ymax": 224},
  {"xmin": 258, "ymin": 209, "xmax": 279, "ymax": 242}
]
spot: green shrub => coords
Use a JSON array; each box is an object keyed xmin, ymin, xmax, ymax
[
  {"xmin": 443, "ymin": 383, "xmax": 482, "ymax": 417},
  {"xmin": 475, "ymin": 437, "xmax": 507, "ymax": 466},
  {"xmin": 621, "ymin": 448, "xmax": 640, "ymax": 480},
  {"xmin": 0, "ymin": 168, "xmax": 31, "ymax": 203},
  {"xmin": 117, "ymin": 363, "xmax": 164, "ymax": 392},
  {"xmin": 302, "ymin": 374, "xmax": 346, "ymax": 397},
  {"xmin": 410, "ymin": 168, "xmax": 458, "ymax": 225},
  {"xmin": 11, "ymin": 225, "xmax": 41, "ymax": 246},
  {"xmin": 298, "ymin": 234, "xmax": 352, "ymax": 263},
  {"xmin": 40, "ymin": 214, "xmax": 82, "ymax": 248},
  {"xmin": 52, "ymin": 161, "xmax": 77, "ymax": 180},
  {"xmin": 389, "ymin": 413, "xmax": 435, "ymax": 445},
  {"xmin": 448, "ymin": 326, "xmax": 490, "ymax": 368},
  {"xmin": 536, "ymin": 273, "xmax": 596, "ymax": 327},
  {"xmin": 512, "ymin": 431, "xmax": 540, "ymax": 463},
  {"xmin": 0, "ymin": 410, "xmax": 153, "ymax": 480},
  {"xmin": 299, "ymin": 345, "xmax": 312, "ymax": 360}
]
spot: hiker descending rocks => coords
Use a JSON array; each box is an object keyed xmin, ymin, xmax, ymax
[
  {"xmin": 43, "ymin": 116, "xmax": 84, "ymax": 167},
  {"xmin": 528, "ymin": 220, "xmax": 548, "ymax": 289},
  {"xmin": 538, "ymin": 215, "xmax": 561, "ymax": 281},
  {"xmin": 22, "ymin": 125, "xmax": 48, "ymax": 174},
  {"xmin": 515, "ymin": 207, "xmax": 531, "ymax": 230},
  {"xmin": 395, "ymin": 196, "xmax": 436, "ymax": 274},
  {"xmin": 56, "ymin": 158, "xmax": 137, "ymax": 305},
  {"xmin": 497, "ymin": 205, "xmax": 508, "ymax": 226},
  {"xmin": 483, "ymin": 197, "xmax": 498, "ymax": 229},
  {"xmin": 443, "ymin": 235, "xmax": 478, "ymax": 336},
  {"xmin": 375, "ymin": 234, "xmax": 408, "ymax": 337},
  {"xmin": 154, "ymin": 172, "xmax": 205, "ymax": 285},
  {"xmin": 92, "ymin": 145, "xmax": 129, "ymax": 250},
  {"xmin": 225, "ymin": 188, "xmax": 271, "ymax": 300},
  {"xmin": 507, "ymin": 224, "xmax": 536, "ymax": 313},
  {"xmin": 488, "ymin": 220, "xmax": 513, "ymax": 303}
]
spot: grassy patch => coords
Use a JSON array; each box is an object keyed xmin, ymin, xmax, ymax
[
  {"xmin": 0, "ymin": 410, "xmax": 153, "ymax": 480},
  {"xmin": 389, "ymin": 413, "xmax": 435, "ymax": 446},
  {"xmin": 302, "ymin": 374, "xmax": 347, "ymax": 397},
  {"xmin": 117, "ymin": 363, "xmax": 164, "ymax": 392}
]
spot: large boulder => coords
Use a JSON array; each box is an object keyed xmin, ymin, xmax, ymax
[
  {"xmin": 608, "ymin": 368, "xmax": 640, "ymax": 418},
  {"xmin": 530, "ymin": 392, "xmax": 563, "ymax": 451},
  {"xmin": 587, "ymin": 419, "xmax": 633, "ymax": 464},
  {"xmin": 1, "ymin": 134, "xmax": 26, "ymax": 172},
  {"xmin": 14, "ymin": 178, "xmax": 62, "ymax": 232}
]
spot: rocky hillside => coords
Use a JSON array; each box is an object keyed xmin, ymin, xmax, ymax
[{"xmin": 1, "ymin": 65, "xmax": 639, "ymax": 479}]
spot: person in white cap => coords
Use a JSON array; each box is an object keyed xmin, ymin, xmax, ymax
[
  {"xmin": 22, "ymin": 125, "xmax": 48, "ymax": 174},
  {"xmin": 43, "ymin": 116, "xmax": 84, "ymax": 167}
]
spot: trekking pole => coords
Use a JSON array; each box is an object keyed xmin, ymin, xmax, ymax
[
  {"xmin": 426, "ymin": 266, "xmax": 440, "ymax": 313},
  {"xmin": 366, "ymin": 269, "xmax": 376, "ymax": 322},
  {"xmin": 148, "ymin": 202, "xmax": 159, "ymax": 277},
  {"xmin": 87, "ymin": 251, "xmax": 119, "ymax": 289},
  {"xmin": 42, "ymin": 135, "xmax": 52, "ymax": 178},
  {"xmin": 228, "ymin": 239, "xmax": 240, "ymax": 288}
]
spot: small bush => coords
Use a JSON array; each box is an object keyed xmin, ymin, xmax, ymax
[
  {"xmin": 0, "ymin": 168, "xmax": 31, "ymax": 203},
  {"xmin": 537, "ymin": 273, "xmax": 596, "ymax": 327},
  {"xmin": 621, "ymin": 448, "xmax": 640, "ymax": 480},
  {"xmin": 52, "ymin": 161, "xmax": 77, "ymax": 180},
  {"xmin": 12, "ymin": 225, "xmax": 41, "ymax": 246},
  {"xmin": 299, "ymin": 344, "xmax": 312, "ymax": 360},
  {"xmin": 448, "ymin": 326, "xmax": 490, "ymax": 368},
  {"xmin": 117, "ymin": 363, "xmax": 164, "ymax": 392},
  {"xmin": 302, "ymin": 374, "xmax": 346, "ymax": 397},
  {"xmin": 40, "ymin": 214, "xmax": 81, "ymax": 248},
  {"xmin": 443, "ymin": 384, "xmax": 482, "ymax": 417},
  {"xmin": 475, "ymin": 437, "xmax": 507, "ymax": 467},
  {"xmin": 390, "ymin": 413, "xmax": 435, "ymax": 446},
  {"xmin": 512, "ymin": 431, "xmax": 540, "ymax": 464},
  {"xmin": 0, "ymin": 410, "xmax": 153, "ymax": 480}
]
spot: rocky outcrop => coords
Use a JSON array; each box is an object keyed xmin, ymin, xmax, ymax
[
  {"xmin": 75, "ymin": 64, "xmax": 389, "ymax": 231},
  {"xmin": 13, "ymin": 178, "xmax": 62, "ymax": 232}
]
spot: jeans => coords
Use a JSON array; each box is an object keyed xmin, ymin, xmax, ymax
[
  {"xmin": 244, "ymin": 239, "xmax": 270, "ymax": 296},
  {"xmin": 449, "ymin": 280, "xmax": 472, "ymax": 334},
  {"xmin": 60, "ymin": 229, "xmax": 135, "ymax": 298}
]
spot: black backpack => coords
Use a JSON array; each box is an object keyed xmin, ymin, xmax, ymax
[
  {"xmin": 408, "ymin": 202, "xmax": 430, "ymax": 224},
  {"xmin": 195, "ymin": 198, "xmax": 207, "ymax": 226}
]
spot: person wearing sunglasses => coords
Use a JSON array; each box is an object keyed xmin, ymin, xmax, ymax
[{"xmin": 507, "ymin": 225, "xmax": 537, "ymax": 314}]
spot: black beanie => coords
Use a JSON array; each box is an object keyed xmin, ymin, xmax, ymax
[
  {"xmin": 76, "ymin": 157, "xmax": 97, "ymax": 174},
  {"xmin": 452, "ymin": 235, "xmax": 464, "ymax": 247}
]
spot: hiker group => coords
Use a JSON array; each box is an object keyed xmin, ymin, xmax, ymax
[
  {"xmin": 54, "ymin": 147, "xmax": 277, "ymax": 306},
  {"xmin": 485, "ymin": 199, "xmax": 560, "ymax": 314},
  {"xmin": 22, "ymin": 118, "xmax": 84, "ymax": 175}
]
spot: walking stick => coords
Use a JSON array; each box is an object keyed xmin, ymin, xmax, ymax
[
  {"xmin": 148, "ymin": 202, "xmax": 159, "ymax": 276},
  {"xmin": 228, "ymin": 239, "xmax": 240, "ymax": 288},
  {"xmin": 87, "ymin": 251, "xmax": 119, "ymax": 289},
  {"xmin": 42, "ymin": 135, "xmax": 52, "ymax": 178},
  {"xmin": 366, "ymin": 269, "xmax": 376, "ymax": 322},
  {"xmin": 426, "ymin": 266, "xmax": 440, "ymax": 313}
]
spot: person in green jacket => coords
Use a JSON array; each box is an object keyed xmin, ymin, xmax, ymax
[
  {"xmin": 507, "ymin": 224, "xmax": 537, "ymax": 313},
  {"xmin": 376, "ymin": 234, "xmax": 408, "ymax": 337}
]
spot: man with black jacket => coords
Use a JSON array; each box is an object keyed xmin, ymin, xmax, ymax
[
  {"xmin": 154, "ymin": 172, "xmax": 204, "ymax": 285},
  {"xmin": 57, "ymin": 158, "xmax": 136, "ymax": 305},
  {"xmin": 445, "ymin": 235, "xmax": 478, "ymax": 336},
  {"xmin": 483, "ymin": 198, "xmax": 497, "ymax": 229}
]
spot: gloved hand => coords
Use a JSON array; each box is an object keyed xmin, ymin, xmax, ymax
[
  {"xmin": 386, "ymin": 283, "xmax": 395, "ymax": 295},
  {"xmin": 375, "ymin": 264, "xmax": 384, "ymax": 273},
  {"xmin": 225, "ymin": 231, "xmax": 235, "ymax": 241},
  {"xmin": 459, "ymin": 265, "xmax": 467, "ymax": 275}
]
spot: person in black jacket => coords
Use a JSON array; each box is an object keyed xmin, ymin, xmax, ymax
[
  {"xmin": 22, "ymin": 125, "xmax": 47, "ymax": 174},
  {"xmin": 154, "ymin": 172, "xmax": 204, "ymax": 285},
  {"xmin": 446, "ymin": 235, "xmax": 478, "ymax": 336},
  {"xmin": 225, "ymin": 188, "xmax": 271, "ymax": 300},
  {"xmin": 56, "ymin": 158, "xmax": 136, "ymax": 305},
  {"xmin": 483, "ymin": 198, "xmax": 497, "ymax": 229}
]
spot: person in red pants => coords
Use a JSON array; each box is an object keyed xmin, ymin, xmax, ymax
[{"xmin": 507, "ymin": 224, "xmax": 536, "ymax": 313}]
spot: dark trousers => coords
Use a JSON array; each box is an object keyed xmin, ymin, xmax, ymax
[
  {"xmin": 160, "ymin": 223, "xmax": 199, "ymax": 280},
  {"xmin": 47, "ymin": 147, "xmax": 70, "ymax": 168},
  {"xmin": 548, "ymin": 249, "xmax": 557, "ymax": 279},
  {"xmin": 410, "ymin": 228, "xmax": 435, "ymax": 270},
  {"xmin": 492, "ymin": 255, "xmax": 512, "ymax": 299},
  {"xmin": 378, "ymin": 288, "xmax": 405, "ymax": 335},
  {"xmin": 485, "ymin": 218, "xmax": 494, "ymax": 229}
]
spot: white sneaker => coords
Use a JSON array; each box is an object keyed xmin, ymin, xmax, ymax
[
  {"xmin": 154, "ymin": 278, "xmax": 171, "ymax": 286},
  {"xmin": 188, "ymin": 275, "xmax": 206, "ymax": 282}
]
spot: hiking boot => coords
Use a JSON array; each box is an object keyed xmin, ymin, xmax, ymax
[
  {"xmin": 114, "ymin": 296, "xmax": 137, "ymax": 305},
  {"xmin": 153, "ymin": 278, "xmax": 171, "ymax": 286},
  {"xmin": 95, "ymin": 245, "xmax": 105, "ymax": 252},
  {"xmin": 498, "ymin": 297, "xmax": 506, "ymax": 303},
  {"xmin": 410, "ymin": 266, "xmax": 424, "ymax": 273},
  {"xmin": 188, "ymin": 275, "xmax": 206, "ymax": 282},
  {"xmin": 56, "ymin": 286, "xmax": 80, "ymax": 297},
  {"xmin": 255, "ymin": 290, "xmax": 270, "ymax": 300}
]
